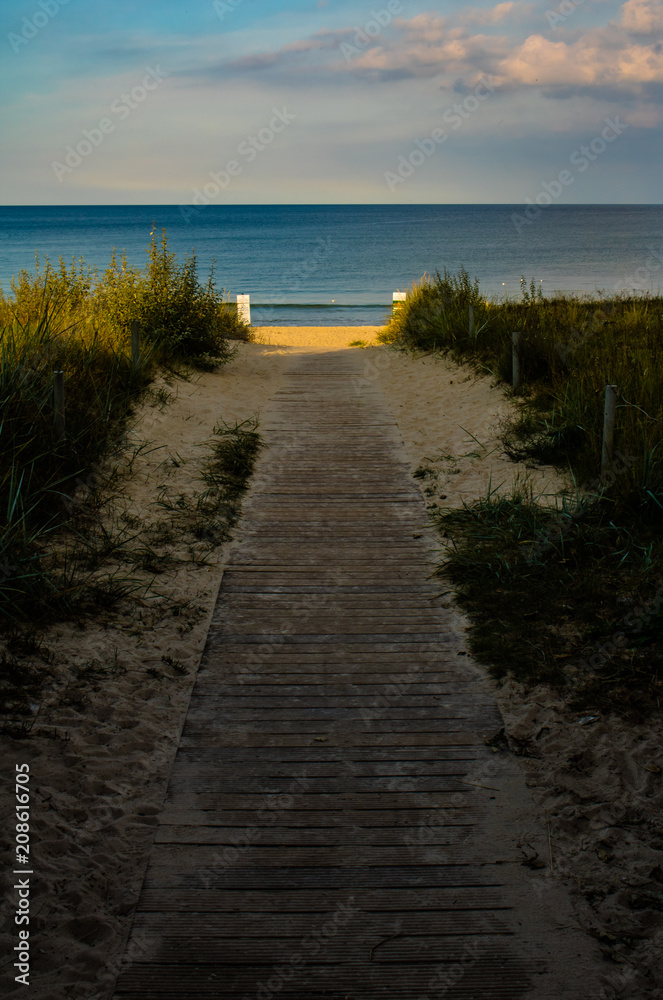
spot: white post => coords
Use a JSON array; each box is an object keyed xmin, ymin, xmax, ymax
[
  {"xmin": 512, "ymin": 331, "xmax": 521, "ymax": 390},
  {"xmin": 393, "ymin": 291, "xmax": 407, "ymax": 316},
  {"xmin": 601, "ymin": 384, "xmax": 618, "ymax": 479},
  {"xmin": 237, "ymin": 294, "xmax": 251, "ymax": 325}
]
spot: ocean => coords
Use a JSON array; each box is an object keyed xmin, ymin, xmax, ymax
[{"xmin": 0, "ymin": 204, "xmax": 661, "ymax": 326}]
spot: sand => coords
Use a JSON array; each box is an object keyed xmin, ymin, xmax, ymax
[{"xmin": 1, "ymin": 329, "xmax": 661, "ymax": 999}]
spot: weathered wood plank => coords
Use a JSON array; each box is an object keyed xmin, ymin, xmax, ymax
[
  {"xmin": 136, "ymin": 885, "xmax": 510, "ymax": 912},
  {"xmin": 154, "ymin": 824, "xmax": 474, "ymax": 846}
]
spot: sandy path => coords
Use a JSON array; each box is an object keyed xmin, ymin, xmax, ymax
[{"xmin": 1, "ymin": 330, "xmax": 661, "ymax": 999}]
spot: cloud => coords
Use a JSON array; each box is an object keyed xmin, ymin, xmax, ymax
[
  {"xmin": 344, "ymin": 15, "xmax": 504, "ymax": 80},
  {"xmin": 174, "ymin": 0, "xmax": 663, "ymax": 111},
  {"xmin": 620, "ymin": 0, "xmax": 663, "ymax": 30},
  {"xmin": 227, "ymin": 27, "xmax": 353, "ymax": 74},
  {"xmin": 459, "ymin": 1, "xmax": 533, "ymax": 25},
  {"xmin": 347, "ymin": 5, "xmax": 663, "ymax": 96},
  {"xmin": 499, "ymin": 27, "xmax": 663, "ymax": 89}
]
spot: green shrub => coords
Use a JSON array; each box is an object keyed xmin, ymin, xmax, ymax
[{"xmin": 99, "ymin": 228, "xmax": 250, "ymax": 368}]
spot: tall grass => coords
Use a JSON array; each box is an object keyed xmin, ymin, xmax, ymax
[
  {"xmin": 380, "ymin": 269, "xmax": 663, "ymax": 514},
  {"xmin": 381, "ymin": 270, "xmax": 663, "ymax": 715},
  {"xmin": 0, "ymin": 228, "xmax": 250, "ymax": 624}
]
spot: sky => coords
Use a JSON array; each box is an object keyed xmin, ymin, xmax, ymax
[{"xmin": 0, "ymin": 0, "xmax": 661, "ymax": 204}]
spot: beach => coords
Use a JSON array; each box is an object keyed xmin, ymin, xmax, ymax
[{"xmin": 1, "ymin": 330, "xmax": 661, "ymax": 999}]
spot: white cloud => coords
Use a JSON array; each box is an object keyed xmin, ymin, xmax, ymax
[
  {"xmin": 209, "ymin": 1, "xmax": 663, "ymax": 106},
  {"xmin": 620, "ymin": 0, "xmax": 663, "ymax": 30}
]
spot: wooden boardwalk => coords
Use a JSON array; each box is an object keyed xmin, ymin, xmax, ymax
[{"xmin": 114, "ymin": 350, "xmax": 598, "ymax": 999}]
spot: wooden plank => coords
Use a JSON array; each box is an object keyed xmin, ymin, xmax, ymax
[
  {"xmin": 168, "ymin": 755, "xmax": 480, "ymax": 772},
  {"xmin": 163, "ymin": 746, "xmax": 482, "ymax": 760},
  {"xmin": 137, "ymin": 886, "xmax": 511, "ymax": 912},
  {"xmin": 161, "ymin": 791, "xmax": 476, "ymax": 811},
  {"xmin": 159, "ymin": 807, "xmax": 474, "ymax": 824},
  {"xmin": 114, "ymin": 955, "xmax": 537, "ymax": 1000},
  {"xmin": 129, "ymin": 910, "xmax": 510, "ymax": 937},
  {"xmin": 181, "ymin": 696, "xmax": 494, "ymax": 711},
  {"xmin": 188, "ymin": 684, "xmax": 468, "ymax": 696},
  {"xmin": 179, "ymin": 732, "xmax": 497, "ymax": 748},
  {"xmin": 143, "ymin": 845, "xmax": 506, "ymax": 867},
  {"xmin": 140, "ymin": 863, "xmax": 507, "ymax": 891},
  {"xmin": 119, "ymin": 930, "xmax": 520, "ymax": 964},
  {"xmin": 154, "ymin": 824, "xmax": 474, "ymax": 846}
]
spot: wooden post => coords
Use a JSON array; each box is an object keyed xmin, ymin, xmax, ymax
[
  {"xmin": 130, "ymin": 320, "xmax": 140, "ymax": 369},
  {"xmin": 53, "ymin": 371, "xmax": 65, "ymax": 441},
  {"xmin": 512, "ymin": 330, "xmax": 521, "ymax": 390},
  {"xmin": 393, "ymin": 291, "xmax": 407, "ymax": 316},
  {"xmin": 601, "ymin": 384, "xmax": 618, "ymax": 479},
  {"xmin": 468, "ymin": 303, "xmax": 475, "ymax": 338},
  {"xmin": 237, "ymin": 294, "xmax": 251, "ymax": 325}
]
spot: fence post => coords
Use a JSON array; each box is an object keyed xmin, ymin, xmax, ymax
[
  {"xmin": 601, "ymin": 384, "xmax": 618, "ymax": 479},
  {"xmin": 130, "ymin": 321, "xmax": 140, "ymax": 369},
  {"xmin": 468, "ymin": 303, "xmax": 475, "ymax": 337},
  {"xmin": 393, "ymin": 292, "xmax": 407, "ymax": 316},
  {"xmin": 512, "ymin": 331, "xmax": 521, "ymax": 390},
  {"xmin": 53, "ymin": 371, "xmax": 65, "ymax": 441},
  {"xmin": 237, "ymin": 294, "xmax": 251, "ymax": 325}
]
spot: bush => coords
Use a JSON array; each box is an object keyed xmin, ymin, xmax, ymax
[{"xmin": 99, "ymin": 228, "xmax": 250, "ymax": 369}]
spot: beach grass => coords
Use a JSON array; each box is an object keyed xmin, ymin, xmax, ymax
[
  {"xmin": 381, "ymin": 270, "xmax": 663, "ymax": 715},
  {"xmin": 155, "ymin": 417, "xmax": 262, "ymax": 552},
  {"xmin": 0, "ymin": 229, "xmax": 251, "ymax": 625}
]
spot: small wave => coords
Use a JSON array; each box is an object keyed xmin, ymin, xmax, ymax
[{"xmin": 250, "ymin": 303, "xmax": 388, "ymax": 309}]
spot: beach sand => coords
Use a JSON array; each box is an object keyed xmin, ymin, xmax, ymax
[
  {"xmin": 1, "ymin": 330, "xmax": 661, "ymax": 999},
  {"xmin": 253, "ymin": 325, "xmax": 382, "ymax": 349}
]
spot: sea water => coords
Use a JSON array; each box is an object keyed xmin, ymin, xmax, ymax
[{"xmin": 0, "ymin": 204, "xmax": 661, "ymax": 326}]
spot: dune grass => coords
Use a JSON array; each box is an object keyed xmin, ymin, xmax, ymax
[
  {"xmin": 154, "ymin": 417, "xmax": 263, "ymax": 551},
  {"xmin": 0, "ymin": 228, "xmax": 251, "ymax": 626},
  {"xmin": 381, "ymin": 270, "xmax": 663, "ymax": 716}
]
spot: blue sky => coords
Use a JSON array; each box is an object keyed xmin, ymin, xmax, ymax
[{"xmin": 1, "ymin": 0, "xmax": 661, "ymax": 203}]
